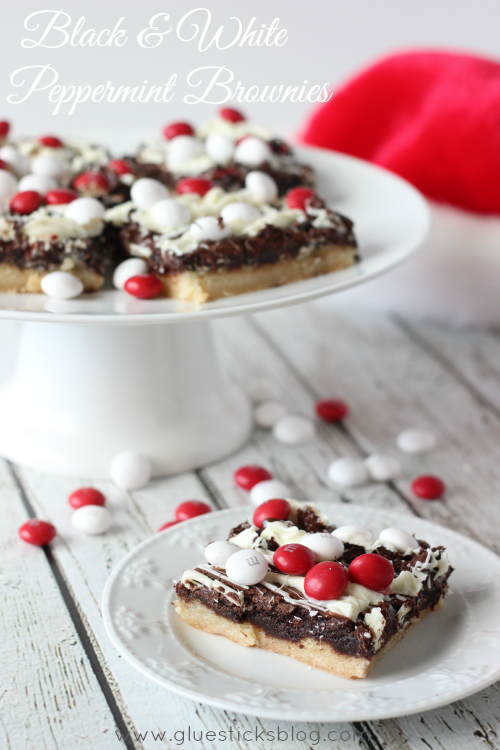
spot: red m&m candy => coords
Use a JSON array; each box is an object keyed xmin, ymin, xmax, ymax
[
  {"xmin": 411, "ymin": 475, "xmax": 446, "ymax": 500},
  {"xmin": 304, "ymin": 561, "xmax": 348, "ymax": 600},
  {"xmin": 175, "ymin": 500, "xmax": 212, "ymax": 521},
  {"xmin": 348, "ymin": 553, "xmax": 394, "ymax": 592},
  {"xmin": 219, "ymin": 108, "xmax": 245, "ymax": 123},
  {"xmin": 286, "ymin": 187, "xmax": 315, "ymax": 211},
  {"xmin": 253, "ymin": 499, "xmax": 290, "ymax": 529},
  {"xmin": 177, "ymin": 177, "xmax": 213, "ymax": 197},
  {"xmin": 0, "ymin": 121, "xmax": 10, "ymax": 138},
  {"xmin": 45, "ymin": 188, "xmax": 78, "ymax": 205},
  {"xmin": 10, "ymin": 191, "xmax": 42, "ymax": 215},
  {"xmin": 158, "ymin": 520, "xmax": 180, "ymax": 531},
  {"xmin": 68, "ymin": 487, "xmax": 105, "ymax": 509},
  {"xmin": 73, "ymin": 171, "xmax": 109, "ymax": 193},
  {"xmin": 315, "ymin": 399, "xmax": 349, "ymax": 422},
  {"xmin": 39, "ymin": 135, "xmax": 63, "ymax": 148},
  {"xmin": 108, "ymin": 159, "xmax": 132, "ymax": 175},
  {"xmin": 19, "ymin": 519, "xmax": 56, "ymax": 546},
  {"xmin": 234, "ymin": 465, "xmax": 272, "ymax": 491},
  {"xmin": 274, "ymin": 543, "xmax": 316, "ymax": 576},
  {"xmin": 163, "ymin": 122, "xmax": 195, "ymax": 140},
  {"xmin": 124, "ymin": 274, "xmax": 163, "ymax": 299}
]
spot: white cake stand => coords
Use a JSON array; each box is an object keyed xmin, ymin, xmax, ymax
[{"xmin": 0, "ymin": 148, "xmax": 429, "ymax": 478}]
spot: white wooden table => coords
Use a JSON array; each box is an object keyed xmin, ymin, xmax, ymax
[{"xmin": 2, "ymin": 298, "xmax": 500, "ymax": 750}]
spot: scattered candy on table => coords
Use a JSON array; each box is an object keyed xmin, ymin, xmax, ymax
[
  {"xmin": 348, "ymin": 553, "xmax": 394, "ymax": 591},
  {"xmin": 175, "ymin": 500, "xmax": 212, "ymax": 521},
  {"xmin": 18, "ymin": 519, "xmax": 56, "ymax": 546},
  {"xmin": 253, "ymin": 498, "xmax": 290, "ymax": 529},
  {"xmin": 68, "ymin": 487, "xmax": 106, "ymax": 509},
  {"xmin": 110, "ymin": 450, "xmax": 151, "ymax": 490},
  {"xmin": 365, "ymin": 454, "xmax": 401, "ymax": 482},
  {"xmin": 246, "ymin": 377, "xmax": 280, "ymax": 403},
  {"xmin": 253, "ymin": 400, "xmax": 288, "ymax": 428},
  {"xmin": 315, "ymin": 399, "xmax": 350, "ymax": 422},
  {"xmin": 304, "ymin": 561, "xmax": 348, "ymax": 600},
  {"xmin": 41, "ymin": 271, "xmax": 84, "ymax": 300},
  {"xmin": 397, "ymin": 428, "xmax": 437, "ymax": 454},
  {"xmin": 273, "ymin": 543, "xmax": 316, "ymax": 575},
  {"xmin": 379, "ymin": 527, "xmax": 418, "ymax": 552},
  {"xmin": 328, "ymin": 457, "xmax": 369, "ymax": 487},
  {"xmin": 204, "ymin": 540, "xmax": 238, "ymax": 566},
  {"xmin": 225, "ymin": 548, "xmax": 268, "ymax": 585},
  {"xmin": 273, "ymin": 415, "xmax": 316, "ymax": 445},
  {"xmin": 249, "ymin": 479, "xmax": 292, "ymax": 506},
  {"xmin": 71, "ymin": 505, "xmax": 112, "ymax": 535},
  {"xmin": 234, "ymin": 465, "xmax": 273, "ymax": 491},
  {"xmin": 302, "ymin": 532, "xmax": 344, "ymax": 561},
  {"xmin": 411, "ymin": 475, "xmax": 446, "ymax": 500}
]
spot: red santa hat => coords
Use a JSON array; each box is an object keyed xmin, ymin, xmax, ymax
[{"xmin": 300, "ymin": 50, "xmax": 500, "ymax": 216}]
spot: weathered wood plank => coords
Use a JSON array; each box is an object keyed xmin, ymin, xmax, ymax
[{"xmin": 0, "ymin": 459, "xmax": 125, "ymax": 750}]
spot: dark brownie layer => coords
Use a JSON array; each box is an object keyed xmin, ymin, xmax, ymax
[
  {"xmin": 120, "ymin": 209, "xmax": 357, "ymax": 276},
  {"xmin": 0, "ymin": 219, "xmax": 116, "ymax": 275}
]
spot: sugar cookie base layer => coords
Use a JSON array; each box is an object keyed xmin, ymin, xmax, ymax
[
  {"xmin": 0, "ymin": 262, "xmax": 104, "ymax": 293},
  {"xmin": 175, "ymin": 597, "xmax": 442, "ymax": 679},
  {"xmin": 157, "ymin": 244, "xmax": 357, "ymax": 303}
]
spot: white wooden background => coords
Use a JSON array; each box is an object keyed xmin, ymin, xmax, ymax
[{"xmin": 2, "ymin": 298, "xmax": 500, "ymax": 750}]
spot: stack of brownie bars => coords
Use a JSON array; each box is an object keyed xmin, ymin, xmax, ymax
[
  {"xmin": 0, "ymin": 109, "xmax": 358, "ymax": 303},
  {"xmin": 174, "ymin": 500, "xmax": 452, "ymax": 679}
]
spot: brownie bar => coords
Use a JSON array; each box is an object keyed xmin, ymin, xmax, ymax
[{"xmin": 174, "ymin": 503, "xmax": 452, "ymax": 674}]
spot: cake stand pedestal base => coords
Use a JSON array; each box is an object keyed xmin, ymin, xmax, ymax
[{"xmin": 0, "ymin": 320, "xmax": 252, "ymax": 478}]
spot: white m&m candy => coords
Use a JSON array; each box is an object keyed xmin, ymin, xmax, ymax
[
  {"xmin": 65, "ymin": 197, "xmax": 105, "ymax": 225},
  {"xmin": 245, "ymin": 171, "xmax": 278, "ymax": 203},
  {"xmin": 19, "ymin": 174, "xmax": 57, "ymax": 195},
  {"xmin": 72, "ymin": 505, "xmax": 111, "ymax": 535},
  {"xmin": 332, "ymin": 525, "xmax": 372, "ymax": 546},
  {"xmin": 41, "ymin": 271, "xmax": 84, "ymax": 300},
  {"xmin": 273, "ymin": 415, "xmax": 316, "ymax": 445},
  {"xmin": 31, "ymin": 154, "xmax": 69, "ymax": 179},
  {"xmin": 328, "ymin": 458, "xmax": 369, "ymax": 487},
  {"xmin": 205, "ymin": 134, "xmax": 235, "ymax": 165},
  {"xmin": 396, "ymin": 428, "xmax": 437, "ymax": 454},
  {"xmin": 254, "ymin": 401, "xmax": 288, "ymax": 429},
  {"xmin": 204, "ymin": 540, "xmax": 238, "ymax": 567},
  {"xmin": 0, "ymin": 145, "xmax": 29, "ymax": 176},
  {"xmin": 249, "ymin": 479, "xmax": 292, "ymax": 506},
  {"xmin": 225, "ymin": 548, "xmax": 268, "ymax": 585},
  {"xmin": 221, "ymin": 202, "xmax": 261, "ymax": 224},
  {"xmin": 131, "ymin": 178, "xmax": 169, "ymax": 210},
  {"xmin": 190, "ymin": 216, "xmax": 230, "ymax": 242},
  {"xmin": 110, "ymin": 451, "xmax": 151, "ymax": 490},
  {"xmin": 150, "ymin": 199, "xmax": 190, "ymax": 228},
  {"xmin": 365, "ymin": 454, "xmax": 401, "ymax": 482},
  {"xmin": 113, "ymin": 258, "xmax": 148, "ymax": 290},
  {"xmin": 0, "ymin": 169, "xmax": 18, "ymax": 204},
  {"xmin": 235, "ymin": 137, "xmax": 271, "ymax": 167},
  {"xmin": 168, "ymin": 135, "xmax": 204, "ymax": 167},
  {"xmin": 302, "ymin": 532, "xmax": 344, "ymax": 562},
  {"xmin": 379, "ymin": 528, "xmax": 418, "ymax": 553}
]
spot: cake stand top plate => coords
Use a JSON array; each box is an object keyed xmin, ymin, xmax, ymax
[{"xmin": 0, "ymin": 147, "xmax": 429, "ymax": 325}]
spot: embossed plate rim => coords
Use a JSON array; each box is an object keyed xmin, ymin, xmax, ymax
[{"xmin": 102, "ymin": 506, "xmax": 500, "ymax": 721}]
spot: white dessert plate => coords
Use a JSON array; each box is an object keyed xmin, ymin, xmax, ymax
[
  {"xmin": 0, "ymin": 147, "xmax": 429, "ymax": 324},
  {"xmin": 102, "ymin": 505, "xmax": 500, "ymax": 722}
]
